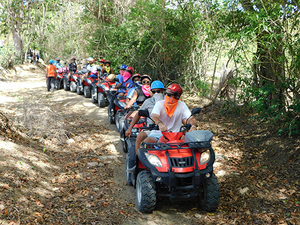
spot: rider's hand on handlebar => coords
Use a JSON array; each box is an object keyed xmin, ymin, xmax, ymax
[
  {"xmin": 158, "ymin": 123, "xmax": 168, "ymax": 132},
  {"xmin": 125, "ymin": 129, "xmax": 132, "ymax": 138}
]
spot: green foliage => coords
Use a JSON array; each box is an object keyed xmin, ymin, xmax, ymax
[{"xmin": 195, "ymin": 79, "xmax": 210, "ymax": 97}]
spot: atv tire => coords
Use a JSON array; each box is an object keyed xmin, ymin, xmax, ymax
[
  {"xmin": 199, "ymin": 173, "xmax": 220, "ymax": 212},
  {"xmin": 76, "ymin": 85, "xmax": 83, "ymax": 95},
  {"xmin": 63, "ymin": 79, "xmax": 69, "ymax": 91},
  {"xmin": 115, "ymin": 111, "xmax": 122, "ymax": 132},
  {"xmin": 108, "ymin": 106, "xmax": 115, "ymax": 124},
  {"xmin": 84, "ymin": 86, "xmax": 91, "ymax": 98},
  {"xmin": 126, "ymin": 153, "xmax": 133, "ymax": 186},
  {"xmin": 70, "ymin": 81, "xmax": 77, "ymax": 92},
  {"xmin": 98, "ymin": 92, "xmax": 106, "ymax": 108},
  {"xmin": 55, "ymin": 80, "xmax": 61, "ymax": 90},
  {"xmin": 136, "ymin": 171, "xmax": 156, "ymax": 213},
  {"xmin": 91, "ymin": 88, "xmax": 97, "ymax": 103}
]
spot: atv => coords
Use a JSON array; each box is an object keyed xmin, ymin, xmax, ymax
[
  {"xmin": 119, "ymin": 105, "xmax": 147, "ymax": 153},
  {"xmin": 68, "ymin": 71, "xmax": 80, "ymax": 92},
  {"xmin": 91, "ymin": 75, "xmax": 118, "ymax": 106},
  {"xmin": 63, "ymin": 69, "xmax": 78, "ymax": 91},
  {"xmin": 76, "ymin": 69, "xmax": 88, "ymax": 95},
  {"xmin": 107, "ymin": 93, "xmax": 126, "ymax": 125},
  {"xmin": 126, "ymin": 108, "xmax": 220, "ymax": 213},
  {"xmin": 55, "ymin": 67, "xmax": 69, "ymax": 90}
]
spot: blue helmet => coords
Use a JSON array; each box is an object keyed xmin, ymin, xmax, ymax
[
  {"xmin": 121, "ymin": 64, "xmax": 127, "ymax": 70},
  {"xmin": 151, "ymin": 80, "xmax": 164, "ymax": 90},
  {"xmin": 49, "ymin": 59, "xmax": 54, "ymax": 64}
]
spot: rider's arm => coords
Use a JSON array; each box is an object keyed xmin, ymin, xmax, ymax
[
  {"xmin": 152, "ymin": 113, "xmax": 168, "ymax": 132},
  {"xmin": 185, "ymin": 116, "xmax": 197, "ymax": 131},
  {"xmin": 125, "ymin": 90, "xmax": 138, "ymax": 109}
]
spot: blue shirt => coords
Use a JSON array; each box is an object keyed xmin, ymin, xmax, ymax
[{"xmin": 118, "ymin": 76, "xmax": 134, "ymax": 94}]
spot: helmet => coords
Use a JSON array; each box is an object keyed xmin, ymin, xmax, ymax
[
  {"xmin": 120, "ymin": 64, "xmax": 127, "ymax": 70},
  {"xmin": 166, "ymin": 83, "xmax": 183, "ymax": 97},
  {"xmin": 126, "ymin": 66, "xmax": 134, "ymax": 74},
  {"xmin": 88, "ymin": 57, "xmax": 94, "ymax": 63},
  {"xmin": 107, "ymin": 74, "xmax": 116, "ymax": 81},
  {"xmin": 105, "ymin": 60, "xmax": 111, "ymax": 64},
  {"xmin": 141, "ymin": 74, "xmax": 152, "ymax": 81},
  {"xmin": 56, "ymin": 57, "xmax": 60, "ymax": 61},
  {"xmin": 99, "ymin": 59, "xmax": 105, "ymax": 63},
  {"xmin": 151, "ymin": 80, "xmax": 164, "ymax": 90},
  {"xmin": 132, "ymin": 74, "xmax": 141, "ymax": 80},
  {"xmin": 49, "ymin": 59, "xmax": 54, "ymax": 64},
  {"xmin": 72, "ymin": 57, "xmax": 76, "ymax": 60}
]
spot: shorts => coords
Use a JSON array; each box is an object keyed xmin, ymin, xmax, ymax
[
  {"xmin": 144, "ymin": 130, "xmax": 151, "ymax": 136},
  {"xmin": 148, "ymin": 131, "xmax": 163, "ymax": 141}
]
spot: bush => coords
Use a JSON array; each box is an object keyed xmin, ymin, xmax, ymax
[{"xmin": 195, "ymin": 79, "xmax": 210, "ymax": 97}]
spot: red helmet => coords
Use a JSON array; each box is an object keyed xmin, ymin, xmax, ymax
[
  {"xmin": 167, "ymin": 83, "xmax": 183, "ymax": 97},
  {"xmin": 99, "ymin": 59, "xmax": 105, "ymax": 63},
  {"xmin": 105, "ymin": 60, "xmax": 111, "ymax": 64},
  {"xmin": 72, "ymin": 57, "xmax": 76, "ymax": 60},
  {"xmin": 132, "ymin": 74, "xmax": 141, "ymax": 80},
  {"xmin": 126, "ymin": 66, "xmax": 134, "ymax": 74}
]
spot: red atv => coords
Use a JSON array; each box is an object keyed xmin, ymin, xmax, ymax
[
  {"xmin": 63, "ymin": 70, "xmax": 79, "ymax": 91},
  {"xmin": 76, "ymin": 69, "xmax": 88, "ymax": 95},
  {"xmin": 107, "ymin": 94, "xmax": 126, "ymax": 124},
  {"xmin": 119, "ymin": 105, "xmax": 147, "ymax": 153},
  {"xmin": 126, "ymin": 108, "xmax": 220, "ymax": 213},
  {"xmin": 55, "ymin": 67, "xmax": 69, "ymax": 89},
  {"xmin": 91, "ymin": 76, "xmax": 118, "ymax": 107}
]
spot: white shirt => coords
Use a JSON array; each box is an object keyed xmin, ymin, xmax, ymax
[
  {"xmin": 151, "ymin": 99, "xmax": 191, "ymax": 133},
  {"xmin": 87, "ymin": 64, "xmax": 97, "ymax": 72}
]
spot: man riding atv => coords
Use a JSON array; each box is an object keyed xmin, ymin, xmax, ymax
[
  {"xmin": 125, "ymin": 80, "xmax": 165, "ymax": 153},
  {"xmin": 100, "ymin": 60, "xmax": 113, "ymax": 78},
  {"xmin": 144, "ymin": 83, "xmax": 197, "ymax": 143},
  {"xmin": 68, "ymin": 57, "xmax": 77, "ymax": 73}
]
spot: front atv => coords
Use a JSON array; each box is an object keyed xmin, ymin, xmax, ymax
[{"xmin": 127, "ymin": 108, "xmax": 220, "ymax": 213}]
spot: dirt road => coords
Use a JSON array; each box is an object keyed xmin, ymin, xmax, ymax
[{"xmin": 0, "ymin": 64, "xmax": 299, "ymax": 224}]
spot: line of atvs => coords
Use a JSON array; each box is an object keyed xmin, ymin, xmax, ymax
[{"xmin": 56, "ymin": 67, "xmax": 220, "ymax": 213}]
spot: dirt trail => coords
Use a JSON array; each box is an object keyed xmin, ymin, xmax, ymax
[{"xmin": 0, "ymin": 64, "xmax": 299, "ymax": 225}]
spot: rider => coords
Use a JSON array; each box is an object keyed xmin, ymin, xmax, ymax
[
  {"xmin": 126, "ymin": 73, "xmax": 141, "ymax": 105},
  {"xmin": 115, "ymin": 66, "xmax": 135, "ymax": 97},
  {"xmin": 46, "ymin": 59, "xmax": 57, "ymax": 92},
  {"xmin": 116, "ymin": 64, "xmax": 127, "ymax": 86},
  {"xmin": 54, "ymin": 57, "xmax": 63, "ymax": 69},
  {"xmin": 80, "ymin": 57, "xmax": 97, "ymax": 86},
  {"xmin": 99, "ymin": 59, "xmax": 105, "ymax": 69},
  {"xmin": 143, "ymin": 83, "xmax": 197, "ymax": 144},
  {"xmin": 125, "ymin": 80, "xmax": 165, "ymax": 153},
  {"xmin": 68, "ymin": 57, "xmax": 77, "ymax": 73},
  {"xmin": 124, "ymin": 74, "xmax": 152, "ymax": 109},
  {"xmin": 101, "ymin": 60, "xmax": 113, "ymax": 76}
]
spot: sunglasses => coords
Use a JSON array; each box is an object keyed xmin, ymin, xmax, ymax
[
  {"xmin": 142, "ymin": 80, "xmax": 150, "ymax": 84},
  {"xmin": 166, "ymin": 92, "xmax": 179, "ymax": 99},
  {"xmin": 152, "ymin": 90, "xmax": 162, "ymax": 94}
]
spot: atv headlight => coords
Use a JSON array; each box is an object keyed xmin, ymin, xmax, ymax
[
  {"xmin": 145, "ymin": 153, "xmax": 162, "ymax": 167},
  {"xmin": 200, "ymin": 150, "xmax": 210, "ymax": 165}
]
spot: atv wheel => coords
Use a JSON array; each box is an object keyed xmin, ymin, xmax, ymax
[
  {"xmin": 136, "ymin": 171, "xmax": 156, "ymax": 213},
  {"xmin": 70, "ymin": 81, "xmax": 77, "ymax": 92},
  {"xmin": 91, "ymin": 88, "xmax": 97, "ymax": 103},
  {"xmin": 63, "ymin": 79, "xmax": 69, "ymax": 91},
  {"xmin": 55, "ymin": 80, "xmax": 61, "ymax": 89},
  {"xmin": 108, "ymin": 106, "xmax": 115, "ymax": 124},
  {"xmin": 76, "ymin": 85, "xmax": 83, "ymax": 95},
  {"xmin": 121, "ymin": 129, "xmax": 128, "ymax": 153},
  {"xmin": 84, "ymin": 86, "xmax": 91, "ymax": 98},
  {"xmin": 98, "ymin": 92, "xmax": 106, "ymax": 108},
  {"xmin": 115, "ymin": 111, "xmax": 122, "ymax": 132},
  {"xmin": 199, "ymin": 173, "xmax": 220, "ymax": 212},
  {"xmin": 126, "ymin": 153, "xmax": 133, "ymax": 186}
]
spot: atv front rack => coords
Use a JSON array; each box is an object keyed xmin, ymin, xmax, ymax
[{"xmin": 141, "ymin": 141, "xmax": 211, "ymax": 151}]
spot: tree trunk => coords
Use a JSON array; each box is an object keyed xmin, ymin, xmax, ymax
[{"xmin": 12, "ymin": 24, "xmax": 24, "ymax": 61}]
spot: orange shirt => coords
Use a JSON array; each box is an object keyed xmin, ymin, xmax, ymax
[{"xmin": 46, "ymin": 65, "xmax": 57, "ymax": 77}]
